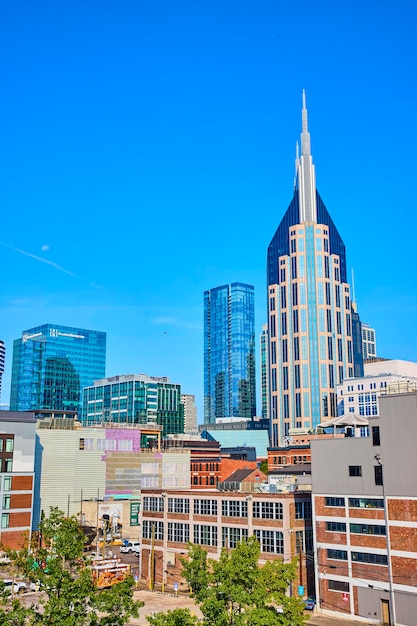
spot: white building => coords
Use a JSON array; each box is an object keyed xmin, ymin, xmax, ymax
[{"xmin": 337, "ymin": 359, "xmax": 417, "ymax": 417}]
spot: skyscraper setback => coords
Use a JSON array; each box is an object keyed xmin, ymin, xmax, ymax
[
  {"xmin": 267, "ymin": 92, "xmax": 363, "ymax": 446},
  {"xmin": 204, "ymin": 283, "xmax": 256, "ymax": 424}
]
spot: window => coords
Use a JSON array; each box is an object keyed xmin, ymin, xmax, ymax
[
  {"xmin": 328, "ymin": 580, "xmax": 349, "ymax": 592},
  {"xmin": 194, "ymin": 525, "xmax": 218, "ymax": 546},
  {"xmin": 1, "ymin": 514, "xmax": 9, "ymax": 529},
  {"xmin": 3, "ymin": 476, "xmax": 12, "ymax": 491},
  {"xmin": 351, "ymin": 552, "xmax": 388, "ymax": 565},
  {"xmin": 325, "ymin": 497, "xmax": 345, "ymax": 507},
  {"xmin": 222, "ymin": 500, "xmax": 247, "ymax": 518},
  {"xmin": 254, "ymin": 530, "xmax": 284, "ymax": 554},
  {"xmin": 350, "ymin": 523, "xmax": 386, "ymax": 535},
  {"xmin": 372, "ymin": 426, "xmax": 380, "ymax": 446},
  {"xmin": 168, "ymin": 498, "xmax": 190, "ymax": 514},
  {"xmin": 3, "ymin": 495, "xmax": 11, "ymax": 510},
  {"xmin": 222, "ymin": 527, "xmax": 248, "ymax": 549},
  {"xmin": 142, "ymin": 520, "xmax": 164, "ymax": 540},
  {"xmin": 374, "ymin": 465, "xmax": 383, "ymax": 486},
  {"xmin": 3, "ymin": 459, "xmax": 12, "ymax": 472},
  {"xmin": 349, "ymin": 466, "xmax": 362, "ymax": 477},
  {"xmin": 252, "ymin": 501, "xmax": 283, "ymax": 520},
  {"xmin": 168, "ymin": 523, "xmax": 189, "ymax": 543},
  {"xmin": 295, "ymin": 501, "xmax": 312, "ymax": 520},
  {"xmin": 5, "ymin": 439, "xmax": 14, "ymax": 453},
  {"xmin": 79, "ymin": 438, "xmax": 85, "ymax": 450},
  {"xmin": 327, "ymin": 549, "xmax": 347, "ymax": 561},
  {"xmin": 348, "ymin": 498, "xmax": 384, "ymax": 509},
  {"xmin": 143, "ymin": 497, "xmax": 164, "ymax": 512},
  {"xmin": 326, "ymin": 521, "xmax": 346, "ymax": 532}
]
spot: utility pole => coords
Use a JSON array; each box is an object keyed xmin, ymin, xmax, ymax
[{"xmin": 375, "ymin": 454, "xmax": 396, "ymax": 626}]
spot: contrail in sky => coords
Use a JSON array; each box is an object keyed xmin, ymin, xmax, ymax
[{"xmin": 0, "ymin": 240, "xmax": 81, "ymax": 279}]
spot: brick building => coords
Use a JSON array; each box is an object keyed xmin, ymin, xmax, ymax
[
  {"xmin": 311, "ymin": 387, "xmax": 417, "ymax": 626},
  {"xmin": 0, "ymin": 411, "xmax": 36, "ymax": 548},
  {"xmin": 138, "ymin": 489, "xmax": 315, "ymax": 598}
]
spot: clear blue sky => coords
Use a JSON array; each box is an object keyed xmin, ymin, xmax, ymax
[{"xmin": 1, "ymin": 1, "xmax": 417, "ymax": 420}]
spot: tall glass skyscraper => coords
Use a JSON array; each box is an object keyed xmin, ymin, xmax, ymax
[
  {"xmin": 204, "ymin": 283, "xmax": 256, "ymax": 424},
  {"xmin": 267, "ymin": 92, "xmax": 363, "ymax": 446},
  {"xmin": 10, "ymin": 324, "xmax": 106, "ymax": 414}
]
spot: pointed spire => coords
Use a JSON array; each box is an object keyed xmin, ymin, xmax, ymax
[
  {"xmin": 301, "ymin": 89, "xmax": 311, "ymax": 156},
  {"xmin": 297, "ymin": 90, "xmax": 317, "ymax": 222}
]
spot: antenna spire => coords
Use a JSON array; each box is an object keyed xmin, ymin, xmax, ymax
[{"xmin": 301, "ymin": 89, "xmax": 311, "ymax": 156}]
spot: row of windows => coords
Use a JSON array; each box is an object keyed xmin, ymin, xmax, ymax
[
  {"xmin": 191, "ymin": 463, "xmax": 219, "ymax": 472},
  {"xmin": 325, "ymin": 497, "xmax": 384, "ymax": 509},
  {"xmin": 326, "ymin": 521, "xmax": 385, "ymax": 535},
  {"xmin": 143, "ymin": 497, "xmax": 287, "ymax": 518},
  {"xmin": 327, "ymin": 549, "xmax": 387, "ymax": 565}
]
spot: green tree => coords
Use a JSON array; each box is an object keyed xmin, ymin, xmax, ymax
[
  {"xmin": 259, "ymin": 460, "xmax": 268, "ymax": 475},
  {"xmin": 181, "ymin": 537, "xmax": 306, "ymax": 626},
  {"xmin": 0, "ymin": 507, "xmax": 143, "ymax": 625},
  {"xmin": 179, "ymin": 544, "xmax": 210, "ymax": 602},
  {"xmin": 147, "ymin": 608, "xmax": 200, "ymax": 626}
]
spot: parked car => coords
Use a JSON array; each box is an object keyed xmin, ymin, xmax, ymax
[
  {"xmin": 0, "ymin": 552, "xmax": 10, "ymax": 565},
  {"xmin": 87, "ymin": 552, "xmax": 104, "ymax": 561},
  {"xmin": 304, "ymin": 597, "xmax": 316, "ymax": 610},
  {"xmin": 2, "ymin": 580, "xmax": 27, "ymax": 594},
  {"xmin": 120, "ymin": 541, "xmax": 140, "ymax": 554}
]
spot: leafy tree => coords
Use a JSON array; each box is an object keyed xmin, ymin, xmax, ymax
[
  {"xmin": 181, "ymin": 536, "xmax": 306, "ymax": 626},
  {"xmin": 0, "ymin": 507, "xmax": 143, "ymax": 625},
  {"xmin": 259, "ymin": 460, "xmax": 268, "ymax": 475},
  {"xmin": 179, "ymin": 544, "xmax": 210, "ymax": 602},
  {"xmin": 147, "ymin": 608, "xmax": 200, "ymax": 626}
]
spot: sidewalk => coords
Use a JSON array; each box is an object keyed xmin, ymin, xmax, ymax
[
  {"xmin": 127, "ymin": 590, "xmax": 375, "ymax": 626},
  {"xmin": 128, "ymin": 589, "xmax": 203, "ymax": 625}
]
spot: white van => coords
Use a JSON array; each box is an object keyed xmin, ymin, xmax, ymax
[{"xmin": 120, "ymin": 541, "xmax": 140, "ymax": 554}]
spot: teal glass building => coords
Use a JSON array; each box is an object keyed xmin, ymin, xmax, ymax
[
  {"xmin": 10, "ymin": 324, "xmax": 106, "ymax": 414},
  {"xmin": 204, "ymin": 283, "xmax": 256, "ymax": 424},
  {"xmin": 82, "ymin": 373, "xmax": 184, "ymax": 436},
  {"xmin": 267, "ymin": 93, "xmax": 363, "ymax": 446}
]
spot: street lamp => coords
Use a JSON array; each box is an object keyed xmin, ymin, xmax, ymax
[{"xmin": 374, "ymin": 454, "xmax": 396, "ymax": 626}]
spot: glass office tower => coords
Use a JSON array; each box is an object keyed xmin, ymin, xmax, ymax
[
  {"xmin": 204, "ymin": 283, "xmax": 256, "ymax": 424},
  {"xmin": 267, "ymin": 92, "xmax": 363, "ymax": 446},
  {"xmin": 10, "ymin": 324, "xmax": 106, "ymax": 414},
  {"xmin": 82, "ymin": 373, "xmax": 184, "ymax": 436}
]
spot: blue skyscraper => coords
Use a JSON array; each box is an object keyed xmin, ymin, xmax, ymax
[
  {"xmin": 204, "ymin": 283, "xmax": 256, "ymax": 424},
  {"xmin": 267, "ymin": 92, "xmax": 363, "ymax": 446},
  {"xmin": 10, "ymin": 324, "xmax": 106, "ymax": 415}
]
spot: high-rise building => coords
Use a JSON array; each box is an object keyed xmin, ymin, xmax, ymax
[
  {"xmin": 260, "ymin": 324, "xmax": 270, "ymax": 420},
  {"xmin": 10, "ymin": 324, "xmax": 106, "ymax": 415},
  {"xmin": 267, "ymin": 92, "xmax": 363, "ymax": 446},
  {"xmin": 362, "ymin": 322, "xmax": 377, "ymax": 361},
  {"xmin": 204, "ymin": 283, "xmax": 256, "ymax": 424},
  {"xmin": 181, "ymin": 394, "xmax": 198, "ymax": 431},
  {"xmin": 0, "ymin": 341, "xmax": 5, "ymax": 401},
  {"xmin": 82, "ymin": 373, "xmax": 184, "ymax": 437}
]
